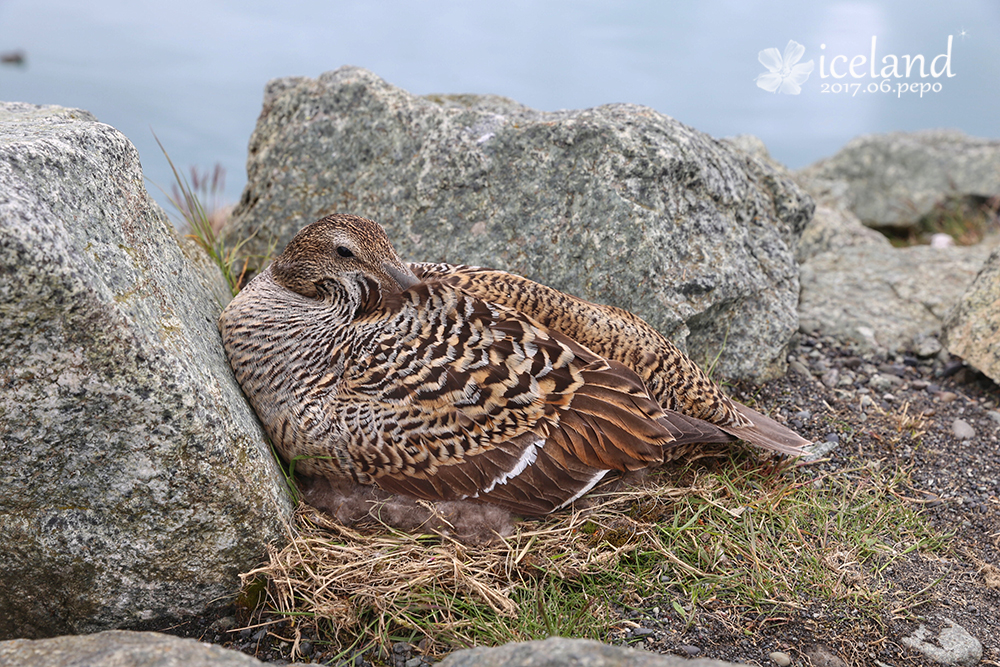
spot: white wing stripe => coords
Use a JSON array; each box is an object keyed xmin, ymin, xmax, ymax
[
  {"xmin": 474, "ymin": 438, "xmax": 542, "ymax": 496},
  {"xmin": 556, "ymin": 469, "xmax": 609, "ymax": 510}
]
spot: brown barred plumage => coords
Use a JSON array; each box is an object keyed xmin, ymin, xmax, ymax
[{"xmin": 219, "ymin": 214, "xmax": 810, "ymax": 517}]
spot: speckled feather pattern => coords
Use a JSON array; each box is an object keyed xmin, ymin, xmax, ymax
[
  {"xmin": 220, "ymin": 215, "xmax": 809, "ymax": 516},
  {"xmin": 410, "ymin": 263, "xmax": 753, "ymax": 430}
]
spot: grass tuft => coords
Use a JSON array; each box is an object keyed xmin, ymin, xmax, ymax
[
  {"xmin": 153, "ymin": 134, "xmax": 274, "ymax": 295},
  {"xmin": 885, "ymin": 193, "xmax": 1000, "ymax": 247},
  {"xmin": 918, "ymin": 194, "xmax": 999, "ymax": 246}
]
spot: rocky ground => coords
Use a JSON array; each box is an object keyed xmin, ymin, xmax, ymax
[
  {"xmin": 609, "ymin": 329, "xmax": 1000, "ymax": 667},
  {"xmin": 148, "ymin": 328, "xmax": 999, "ymax": 667}
]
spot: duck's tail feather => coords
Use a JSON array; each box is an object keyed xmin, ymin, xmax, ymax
[{"xmin": 721, "ymin": 403, "xmax": 813, "ymax": 457}]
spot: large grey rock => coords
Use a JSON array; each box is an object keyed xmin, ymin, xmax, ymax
[
  {"xmin": 799, "ymin": 237, "xmax": 999, "ymax": 351},
  {"xmin": 795, "ymin": 150, "xmax": 1000, "ymax": 353},
  {"xmin": 227, "ymin": 67, "xmax": 813, "ymax": 381},
  {"xmin": 798, "ymin": 129, "xmax": 1000, "ymax": 229},
  {"xmin": 716, "ymin": 139, "xmax": 888, "ymax": 266},
  {"xmin": 438, "ymin": 637, "xmax": 747, "ymax": 667},
  {"xmin": 0, "ymin": 630, "xmax": 265, "ymax": 667},
  {"xmin": 944, "ymin": 245, "xmax": 1000, "ymax": 383},
  {"xmin": 0, "ymin": 102, "xmax": 293, "ymax": 639},
  {"xmin": 721, "ymin": 134, "xmax": 776, "ymax": 166}
]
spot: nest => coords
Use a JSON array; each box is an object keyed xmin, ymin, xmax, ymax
[{"xmin": 240, "ymin": 473, "xmax": 719, "ymax": 656}]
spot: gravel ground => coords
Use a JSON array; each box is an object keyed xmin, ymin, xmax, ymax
[{"xmin": 150, "ymin": 330, "xmax": 999, "ymax": 667}]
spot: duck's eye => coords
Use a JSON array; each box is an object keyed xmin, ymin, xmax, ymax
[{"xmin": 336, "ymin": 246, "xmax": 355, "ymax": 258}]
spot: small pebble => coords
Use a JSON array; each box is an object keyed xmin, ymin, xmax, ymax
[
  {"xmin": 825, "ymin": 433, "xmax": 839, "ymax": 444},
  {"xmin": 930, "ymin": 233, "xmax": 955, "ymax": 248},
  {"xmin": 876, "ymin": 363, "xmax": 900, "ymax": 376},
  {"xmin": 789, "ymin": 359, "xmax": 812, "ymax": 379},
  {"xmin": 913, "ymin": 334, "xmax": 942, "ymax": 358},
  {"xmin": 404, "ymin": 658, "xmax": 424, "ymax": 667},
  {"xmin": 902, "ymin": 619, "xmax": 982, "ymax": 666},
  {"xmin": 822, "ymin": 370, "xmax": 839, "ymax": 388},
  {"xmin": 631, "ymin": 627, "xmax": 655, "ymax": 637},
  {"xmin": 299, "ymin": 641, "xmax": 313, "ymax": 656},
  {"xmin": 680, "ymin": 644, "xmax": 701, "ymax": 656},
  {"xmin": 869, "ymin": 373, "xmax": 901, "ymax": 392},
  {"xmin": 910, "ymin": 379, "xmax": 929, "ymax": 389},
  {"xmin": 769, "ymin": 650, "xmax": 792, "ymax": 666},
  {"xmin": 939, "ymin": 360, "xmax": 965, "ymax": 377},
  {"xmin": 239, "ymin": 627, "xmax": 253, "ymax": 639},
  {"xmin": 210, "ymin": 616, "xmax": 237, "ymax": 632},
  {"xmin": 883, "ymin": 393, "xmax": 895, "ymax": 402},
  {"xmin": 936, "ymin": 391, "xmax": 958, "ymax": 403},
  {"xmin": 987, "ymin": 411, "xmax": 1000, "ymax": 426},
  {"xmin": 952, "ymin": 419, "xmax": 975, "ymax": 439}
]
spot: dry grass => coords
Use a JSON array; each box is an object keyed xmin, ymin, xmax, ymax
[{"xmin": 888, "ymin": 400, "xmax": 931, "ymax": 439}]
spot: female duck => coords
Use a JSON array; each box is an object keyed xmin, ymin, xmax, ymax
[{"xmin": 219, "ymin": 214, "xmax": 809, "ymax": 516}]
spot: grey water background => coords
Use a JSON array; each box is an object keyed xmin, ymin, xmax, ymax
[{"xmin": 1, "ymin": 0, "xmax": 998, "ymax": 213}]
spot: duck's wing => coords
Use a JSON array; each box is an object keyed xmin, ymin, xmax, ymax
[
  {"xmin": 291, "ymin": 281, "xmax": 732, "ymax": 516},
  {"xmin": 408, "ymin": 262, "xmax": 745, "ymax": 426},
  {"xmin": 410, "ymin": 262, "xmax": 811, "ymax": 457}
]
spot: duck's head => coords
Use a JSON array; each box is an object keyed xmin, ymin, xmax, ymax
[{"xmin": 271, "ymin": 214, "xmax": 420, "ymax": 298}]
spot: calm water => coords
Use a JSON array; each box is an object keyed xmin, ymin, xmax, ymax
[{"xmin": 1, "ymin": 1, "xmax": 998, "ymax": 213}]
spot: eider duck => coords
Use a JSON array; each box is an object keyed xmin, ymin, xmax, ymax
[{"xmin": 219, "ymin": 214, "xmax": 810, "ymax": 516}]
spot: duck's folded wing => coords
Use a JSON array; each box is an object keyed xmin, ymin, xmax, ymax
[
  {"xmin": 313, "ymin": 282, "xmax": 728, "ymax": 515},
  {"xmin": 410, "ymin": 263, "xmax": 750, "ymax": 425},
  {"xmin": 412, "ymin": 262, "xmax": 811, "ymax": 457}
]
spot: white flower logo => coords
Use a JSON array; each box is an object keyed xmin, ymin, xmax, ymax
[{"xmin": 756, "ymin": 40, "xmax": 815, "ymax": 95}]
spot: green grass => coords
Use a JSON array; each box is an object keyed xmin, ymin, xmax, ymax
[{"xmin": 611, "ymin": 454, "xmax": 944, "ymax": 622}]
